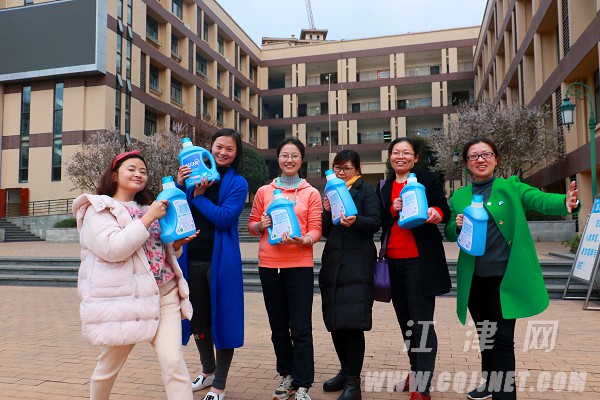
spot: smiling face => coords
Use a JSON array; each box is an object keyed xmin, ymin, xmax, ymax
[
  {"xmin": 466, "ymin": 142, "xmax": 498, "ymax": 182},
  {"xmin": 113, "ymin": 157, "xmax": 148, "ymax": 199},
  {"xmin": 389, "ymin": 140, "xmax": 418, "ymax": 177},
  {"xmin": 277, "ymin": 143, "xmax": 303, "ymax": 177},
  {"xmin": 211, "ymin": 135, "xmax": 237, "ymax": 168}
]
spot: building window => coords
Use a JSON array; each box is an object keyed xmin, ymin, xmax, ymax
[
  {"xmin": 216, "ymin": 71, "xmax": 222, "ymax": 90},
  {"xmin": 196, "ymin": 53, "xmax": 207, "ymax": 77},
  {"xmin": 115, "ymin": 84, "xmax": 121, "ymax": 131},
  {"xmin": 116, "ymin": 35, "xmax": 122, "ymax": 75},
  {"xmin": 149, "ymin": 65, "xmax": 160, "ymax": 92},
  {"xmin": 249, "ymin": 66, "xmax": 256, "ymax": 82},
  {"xmin": 216, "ymin": 105, "xmax": 224, "ymax": 125},
  {"xmin": 172, "ymin": 0, "xmax": 182, "ymax": 19},
  {"xmin": 144, "ymin": 110, "xmax": 157, "ymax": 136},
  {"xmin": 124, "ymin": 95, "xmax": 131, "ymax": 144},
  {"xmin": 126, "ymin": 0, "xmax": 132, "ymax": 26},
  {"xmin": 19, "ymin": 85, "xmax": 31, "ymax": 183},
  {"xmin": 594, "ymin": 69, "xmax": 600, "ymax": 126},
  {"xmin": 171, "ymin": 34, "xmax": 179, "ymax": 56},
  {"xmin": 203, "ymin": 96, "xmax": 208, "ymax": 116},
  {"xmin": 126, "ymin": 39, "xmax": 131, "ymax": 79},
  {"xmin": 51, "ymin": 82, "xmax": 64, "ymax": 181},
  {"xmin": 146, "ymin": 16, "xmax": 158, "ymax": 42},
  {"xmin": 140, "ymin": 53, "xmax": 146, "ymax": 92},
  {"xmin": 217, "ymin": 35, "xmax": 224, "ymax": 55},
  {"xmin": 203, "ymin": 21, "xmax": 209, "ymax": 42},
  {"xmin": 171, "ymin": 77, "xmax": 183, "ymax": 104},
  {"xmin": 234, "ymin": 84, "xmax": 241, "ymax": 101},
  {"xmin": 117, "ymin": 0, "xmax": 122, "ymax": 20}
]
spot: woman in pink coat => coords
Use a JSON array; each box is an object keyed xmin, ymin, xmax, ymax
[{"xmin": 73, "ymin": 150, "xmax": 197, "ymax": 400}]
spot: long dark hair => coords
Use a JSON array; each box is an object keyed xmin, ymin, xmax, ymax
[
  {"xmin": 461, "ymin": 137, "xmax": 500, "ymax": 163},
  {"xmin": 96, "ymin": 153, "xmax": 153, "ymax": 205},
  {"xmin": 333, "ymin": 149, "xmax": 361, "ymax": 175},
  {"xmin": 211, "ymin": 128, "xmax": 244, "ymax": 173}
]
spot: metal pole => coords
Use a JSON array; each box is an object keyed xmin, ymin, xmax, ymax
[
  {"xmin": 327, "ymin": 73, "xmax": 332, "ymax": 160},
  {"xmin": 565, "ymin": 82, "xmax": 597, "ymax": 200}
]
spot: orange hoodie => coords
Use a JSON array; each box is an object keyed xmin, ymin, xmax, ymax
[{"xmin": 248, "ymin": 178, "xmax": 322, "ymax": 268}]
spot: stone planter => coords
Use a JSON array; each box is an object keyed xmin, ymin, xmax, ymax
[
  {"xmin": 527, "ymin": 220, "xmax": 576, "ymax": 242},
  {"xmin": 45, "ymin": 228, "xmax": 79, "ymax": 243}
]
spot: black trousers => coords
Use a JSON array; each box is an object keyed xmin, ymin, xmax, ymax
[
  {"xmin": 331, "ymin": 329, "xmax": 365, "ymax": 377},
  {"xmin": 259, "ymin": 267, "xmax": 315, "ymax": 389},
  {"xmin": 388, "ymin": 257, "xmax": 437, "ymax": 395},
  {"xmin": 468, "ymin": 276, "xmax": 517, "ymax": 400}
]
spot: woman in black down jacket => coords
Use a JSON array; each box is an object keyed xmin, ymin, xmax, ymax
[{"xmin": 320, "ymin": 150, "xmax": 381, "ymax": 400}]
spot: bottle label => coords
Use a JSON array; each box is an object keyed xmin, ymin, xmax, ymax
[
  {"xmin": 327, "ymin": 190, "xmax": 345, "ymax": 222},
  {"xmin": 401, "ymin": 191, "xmax": 419, "ymax": 220},
  {"xmin": 458, "ymin": 215, "xmax": 474, "ymax": 251},
  {"xmin": 182, "ymin": 153, "xmax": 210, "ymax": 183},
  {"xmin": 270, "ymin": 208, "xmax": 293, "ymax": 240},
  {"xmin": 172, "ymin": 199, "xmax": 195, "ymax": 234}
]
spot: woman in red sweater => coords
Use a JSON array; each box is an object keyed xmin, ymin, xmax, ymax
[{"xmin": 376, "ymin": 137, "xmax": 451, "ymax": 400}]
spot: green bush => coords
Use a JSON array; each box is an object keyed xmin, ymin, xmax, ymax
[
  {"xmin": 562, "ymin": 234, "xmax": 581, "ymax": 254},
  {"xmin": 54, "ymin": 217, "xmax": 77, "ymax": 228}
]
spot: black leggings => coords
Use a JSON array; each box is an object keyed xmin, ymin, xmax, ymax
[
  {"xmin": 331, "ymin": 329, "xmax": 365, "ymax": 377},
  {"xmin": 188, "ymin": 261, "xmax": 234, "ymax": 391},
  {"xmin": 468, "ymin": 276, "xmax": 516, "ymax": 400}
]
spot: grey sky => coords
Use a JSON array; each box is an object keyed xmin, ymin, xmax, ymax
[{"xmin": 215, "ymin": 0, "xmax": 487, "ymax": 45}]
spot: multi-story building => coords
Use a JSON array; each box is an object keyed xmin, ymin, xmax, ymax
[
  {"xmin": 0, "ymin": 0, "xmax": 478, "ymax": 215},
  {"xmin": 474, "ymin": 0, "xmax": 600, "ymax": 217}
]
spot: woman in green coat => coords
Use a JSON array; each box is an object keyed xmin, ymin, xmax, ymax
[{"xmin": 445, "ymin": 138, "xmax": 580, "ymax": 400}]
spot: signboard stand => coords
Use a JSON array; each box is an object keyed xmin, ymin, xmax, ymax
[{"xmin": 563, "ymin": 196, "xmax": 600, "ymax": 310}]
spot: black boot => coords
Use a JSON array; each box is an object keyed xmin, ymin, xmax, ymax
[
  {"xmin": 323, "ymin": 370, "xmax": 346, "ymax": 392},
  {"xmin": 338, "ymin": 376, "xmax": 361, "ymax": 399}
]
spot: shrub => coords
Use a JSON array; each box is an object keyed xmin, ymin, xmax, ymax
[
  {"xmin": 54, "ymin": 218, "xmax": 77, "ymax": 228},
  {"xmin": 562, "ymin": 234, "xmax": 581, "ymax": 254}
]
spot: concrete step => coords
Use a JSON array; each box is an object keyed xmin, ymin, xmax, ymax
[
  {"xmin": 0, "ymin": 257, "xmax": 585, "ymax": 298},
  {"xmin": 0, "ymin": 218, "xmax": 43, "ymax": 242}
]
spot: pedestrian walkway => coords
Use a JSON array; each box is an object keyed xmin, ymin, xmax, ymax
[{"xmin": 1, "ymin": 284, "xmax": 599, "ymax": 399}]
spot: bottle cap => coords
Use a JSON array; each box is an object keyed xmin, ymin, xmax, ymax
[
  {"xmin": 182, "ymin": 137, "xmax": 192, "ymax": 147},
  {"xmin": 325, "ymin": 169, "xmax": 335, "ymax": 179}
]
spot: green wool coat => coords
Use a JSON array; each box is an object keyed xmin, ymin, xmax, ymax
[{"xmin": 445, "ymin": 176, "xmax": 578, "ymax": 324}]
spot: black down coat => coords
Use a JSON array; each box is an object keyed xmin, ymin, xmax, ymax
[{"xmin": 319, "ymin": 178, "xmax": 381, "ymax": 332}]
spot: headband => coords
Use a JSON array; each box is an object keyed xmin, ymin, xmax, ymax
[{"xmin": 112, "ymin": 150, "xmax": 141, "ymax": 170}]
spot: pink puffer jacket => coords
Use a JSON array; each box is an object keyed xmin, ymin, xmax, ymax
[{"xmin": 73, "ymin": 194, "xmax": 193, "ymax": 347}]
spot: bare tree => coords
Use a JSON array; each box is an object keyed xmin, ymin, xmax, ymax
[
  {"xmin": 67, "ymin": 125, "xmax": 188, "ymax": 197},
  {"xmin": 66, "ymin": 127, "xmax": 126, "ymax": 194},
  {"xmin": 431, "ymin": 101, "xmax": 559, "ymax": 180}
]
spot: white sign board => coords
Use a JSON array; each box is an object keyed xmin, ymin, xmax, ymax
[{"xmin": 572, "ymin": 197, "xmax": 600, "ymax": 282}]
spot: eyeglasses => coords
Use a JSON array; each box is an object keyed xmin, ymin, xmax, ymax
[
  {"xmin": 466, "ymin": 152, "xmax": 495, "ymax": 162},
  {"xmin": 333, "ymin": 166, "xmax": 355, "ymax": 174},
  {"xmin": 278, "ymin": 153, "xmax": 302, "ymax": 161},
  {"xmin": 391, "ymin": 151, "xmax": 414, "ymax": 158}
]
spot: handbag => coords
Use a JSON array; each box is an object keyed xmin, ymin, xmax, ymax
[{"xmin": 374, "ymin": 179, "xmax": 391, "ymax": 303}]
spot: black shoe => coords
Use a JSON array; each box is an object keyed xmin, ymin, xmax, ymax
[
  {"xmin": 337, "ymin": 376, "xmax": 361, "ymax": 400},
  {"xmin": 467, "ymin": 384, "xmax": 492, "ymax": 399},
  {"xmin": 323, "ymin": 370, "xmax": 346, "ymax": 392}
]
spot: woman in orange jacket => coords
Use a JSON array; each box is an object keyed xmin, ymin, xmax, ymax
[{"xmin": 248, "ymin": 137, "xmax": 322, "ymax": 400}]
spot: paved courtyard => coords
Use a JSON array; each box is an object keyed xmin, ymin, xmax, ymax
[{"xmin": 0, "ymin": 284, "xmax": 599, "ymax": 400}]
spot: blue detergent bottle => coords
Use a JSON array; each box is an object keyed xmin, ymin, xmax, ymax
[
  {"xmin": 398, "ymin": 173, "xmax": 429, "ymax": 229},
  {"xmin": 266, "ymin": 189, "xmax": 301, "ymax": 245},
  {"xmin": 178, "ymin": 137, "xmax": 220, "ymax": 189},
  {"xmin": 156, "ymin": 176, "xmax": 197, "ymax": 243},
  {"xmin": 324, "ymin": 169, "xmax": 358, "ymax": 225},
  {"xmin": 458, "ymin": 194, "xmax": 489, "ymax": 256}
]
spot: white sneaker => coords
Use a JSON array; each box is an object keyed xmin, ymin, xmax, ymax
[
  {"xmin": 294, "ymin": 387, "xmax": 311, "ymax": 400},
  {"xmin": 192, "ymin": 374, "xmax": 214, "ymax": 391},
  {"xmin": 273, "ymin": 375, "xmax": 294, "ymax": 400},
  {"xmin": 202, "ymin": 391, "xmax": 225, "ymax": 400}
]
